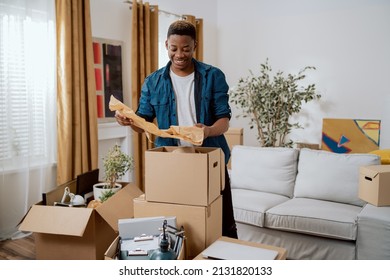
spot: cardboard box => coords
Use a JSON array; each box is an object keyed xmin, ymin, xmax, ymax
[
  {"xmin": 18, "ymin": 183, "xmax": 143, "ymax": 259},
  {"xmin": 105, "ymin": 235, "xmax": 187, "ymax": 260},
  {"xmin": 359, "ymin": 165, "xmax": 390, "ymax": 206},
  {"xmin": 133, "ymin": 195, "xmax": 222, "ymax": 259},
  {"xmin": 105, "ymin": 216, "xmax": 178, "ymax": 260},
  {"xmin": 224, "ymin": 128, "xmax": 243, "ymax": 169},
  {"xmin": 296, "ymin": 142, "xmax": 320, "ymax": 150},
  {"xmin": 145, "ymin": 146, "xmax": 225, "ymax": 206},
  {"xmin": 193, "ymin": 236, "xmax": 287, "ymax": 260}
]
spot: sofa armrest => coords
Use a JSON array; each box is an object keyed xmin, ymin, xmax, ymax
[{"xmin": 357, "ymin": 204, "xmax": 390, "ymax": 259}]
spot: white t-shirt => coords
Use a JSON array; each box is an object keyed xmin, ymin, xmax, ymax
[{"xmin": 170, "ymin": 70, "xmax": 196, "ymax": 146}]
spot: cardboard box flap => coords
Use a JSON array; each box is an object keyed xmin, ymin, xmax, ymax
[
  {"xmin": 95, "ymin": 183, "xmax": 143, "ymax": 232},
  {"xmin": 19, "ymin": 205, "xmax": 93, "ymax": 236}
]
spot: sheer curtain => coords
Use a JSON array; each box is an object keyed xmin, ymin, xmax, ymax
[{"xmin": 0, "ymin": 0, "xmax": 56, "ymax": 240}]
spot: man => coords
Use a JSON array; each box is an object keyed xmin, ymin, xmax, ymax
[{"xmin": 115, "ymin": 20, "xmax": 237, "ymax": 238}]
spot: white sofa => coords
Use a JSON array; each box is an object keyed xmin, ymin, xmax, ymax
[{"xmin": 230, "ymin": 146, "xmax": 390, "ymax": 260}]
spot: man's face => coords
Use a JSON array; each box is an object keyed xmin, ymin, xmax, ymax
[{"xmin": 165, "ymin": 34, "xmax": 196, "ymax": 75}]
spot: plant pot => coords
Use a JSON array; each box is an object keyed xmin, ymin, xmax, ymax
[{"xmin": 93, "ymin": 182, "xmax": 122, "ymax": 202}]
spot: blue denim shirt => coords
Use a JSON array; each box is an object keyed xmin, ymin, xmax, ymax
[{"xmin": 136, "ymin": 59, "xmax": 232, "ymax": 164}]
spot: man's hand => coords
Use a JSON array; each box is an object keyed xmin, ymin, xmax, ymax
[
  {"xmin": 115, "ymin": 110, "xmax": 145, "ymax": 133},
  {"xmin": 195, "ymin": 123, "xmax": 210, "ymax": 139},
  {"xmin": 115, "ymin": 110, "xmax": 134, "ymax": 126},
  {"xmin": 195, "ymin": 117, "xmax": 229, "ymax": 139}
]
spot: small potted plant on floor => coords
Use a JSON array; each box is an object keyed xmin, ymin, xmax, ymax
[{"xmin": 93, "ymin": 144, "xmax": 134, "ymax": 202}]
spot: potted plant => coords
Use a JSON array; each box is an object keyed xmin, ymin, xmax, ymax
[
  {"xmin": 230, "ymin": 59, "xmax": 321, "ymax": 147},
  {"xmin": 93, "ymin": 144, "xmax": 134, "ymax": 202}
]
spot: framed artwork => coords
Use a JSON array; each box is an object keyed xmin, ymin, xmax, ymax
[
  {"xmin": 322, "ymin": 118, "xmax": 381, "ymax": 153},
  {"xmin": 93, "ymin": 38, "xmax": 124, "ymax": 118}
]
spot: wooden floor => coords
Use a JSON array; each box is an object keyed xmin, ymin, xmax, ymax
[{"xmin": 0, "ymin": 234, "xmax": 36, "ymax": 260}]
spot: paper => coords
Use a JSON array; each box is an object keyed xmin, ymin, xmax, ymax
[
  {"xmin": 109, "ymin": 95, "xmax": 204, "ymax": 146},
  {"xmin": 201, "ymin": 240, "xmax": 279, "ymax": 260},
  {"xmin": 118, "ymin": 216, "xmax": 176, "ymax": 239}
]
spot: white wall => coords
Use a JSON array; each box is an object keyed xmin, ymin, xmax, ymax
[
  {"xmin": 216, "ymin": 0, "xmax": 390, "ymax": 147},
  {"xmin": 91, "ymin": 0, "xmax": 390, "ymax": 149},
  {"xmin": 152, "ymin": 0, "xmax": 219, "ymax": 65},
  {"xmin": 90, "ymin": 0, "xmax": 132, "ymax": 107},
  {"xmin": 90, "ymin": 0, "xmax": 133, "ymax": 182}
]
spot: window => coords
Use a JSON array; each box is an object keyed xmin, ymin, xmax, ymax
[
  {"xmin": 158, "ymin": 13, "xmax": 181, "ymax": 69},
  {"xmin": 0, "ymin": 1, "xmax": 56, "ymax": 170}
]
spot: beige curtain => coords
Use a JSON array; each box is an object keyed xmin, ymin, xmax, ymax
[
  {"xmin": 56, "ymin": 0, "xmax": 98, "ymax": 185},
  {"xmin": 184, "ymin": 15, "xmax": 204, "ymax": 61},
  {"xmin": 131, "ymin": 1, "xmax": 159, "ymax": 191}
]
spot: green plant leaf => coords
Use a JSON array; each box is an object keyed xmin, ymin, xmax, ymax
[{"xmin": 102, "ymin": 144, "xmax": 134, "ymax": 188}]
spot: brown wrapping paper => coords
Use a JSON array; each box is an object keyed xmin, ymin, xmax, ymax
[{"xmin": 109, "ymin": 95, "xmax": 204, "ymax": 146}]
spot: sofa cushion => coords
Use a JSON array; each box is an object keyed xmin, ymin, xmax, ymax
[
  {"xmin": 294, "ymin": 148, "xmax": 380, "ymax": 206},
  {"xmin": 232, "ymin": 189, "xmax": 290, "ymax": 227},
  {"xmin": 265, "ymin": 198, "xmax": 362, "ymax": 240},
  {"xmin": 357, "ymin": 204, "xmax": 390, "ymax": 259},
  {"xmin": 231, "ymin": 146, "xmax": 299, "ymax": 198}
]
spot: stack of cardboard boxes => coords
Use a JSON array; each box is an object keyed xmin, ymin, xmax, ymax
[
  {"xmin": 18, "ymin": 146, "xmax": 225, "ymax": 260},
  {"xmin": 134, "ymin": 146, "xmax": 225, "ymax": 259}
]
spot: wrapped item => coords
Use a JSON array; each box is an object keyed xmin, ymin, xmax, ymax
[{"xmin": 109, "ymin": 95, "xmax": 204, "ymax": 146}]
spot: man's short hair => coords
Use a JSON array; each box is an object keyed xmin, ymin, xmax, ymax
[{"xmin": 167, "ymin": 20, "xmax": 196, "ymax": 41}]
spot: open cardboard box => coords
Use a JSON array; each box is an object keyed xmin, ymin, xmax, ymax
[
  {"xmin": 105, "ymin": 234, "xmax": 187, "ymax": 260},
  {"xmin": 19, "ymin": 183, "xmax": 143, "ymax": 260},
  {"xmin": 133, "ymin": 194, "xmax": 222, "ymax": 259},
  {"xmin": 145, "ymin": 146, "xmax": 225, "ymax": 206},
  {"xmin": 105, "ymin": 216, "xmax": 186, "ymax": 260}
]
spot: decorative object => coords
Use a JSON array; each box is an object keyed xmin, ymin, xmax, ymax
[
  {"xmin": 149, "ymin": 220, "xmax": 177, "ymax": 260},
  {"xmin": 93, "ymin": 182, "xmax": 122, "ymax": 203},
  {"xmin": 53, "ymin": 187, "xmax": 86, "ymax": 207},
  {"xmin": 380, "ymin": 95, "xmax": 390, "ymax": 148},
  {"xmin": 93, "ymin": 144, "xmax": 134, "ymax": 202},
  {"xmin": 322, "ymin": 118, "xmax": 380, "ymax": 153},
  {"xmin": 230, "ymin": 59, "xmax": 320, "ymax": 147},
  {"xmin": 93, "ymin": 38, "xmax": 124, "ymax": 118},
  {"xmin": 369, "ymin": 149, "xmax": 390, "ymax": 164}
]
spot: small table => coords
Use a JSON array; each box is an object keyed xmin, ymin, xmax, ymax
[{"xmin": 193, "ymin": 236, "xmax": 287, "ymax": 260}]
